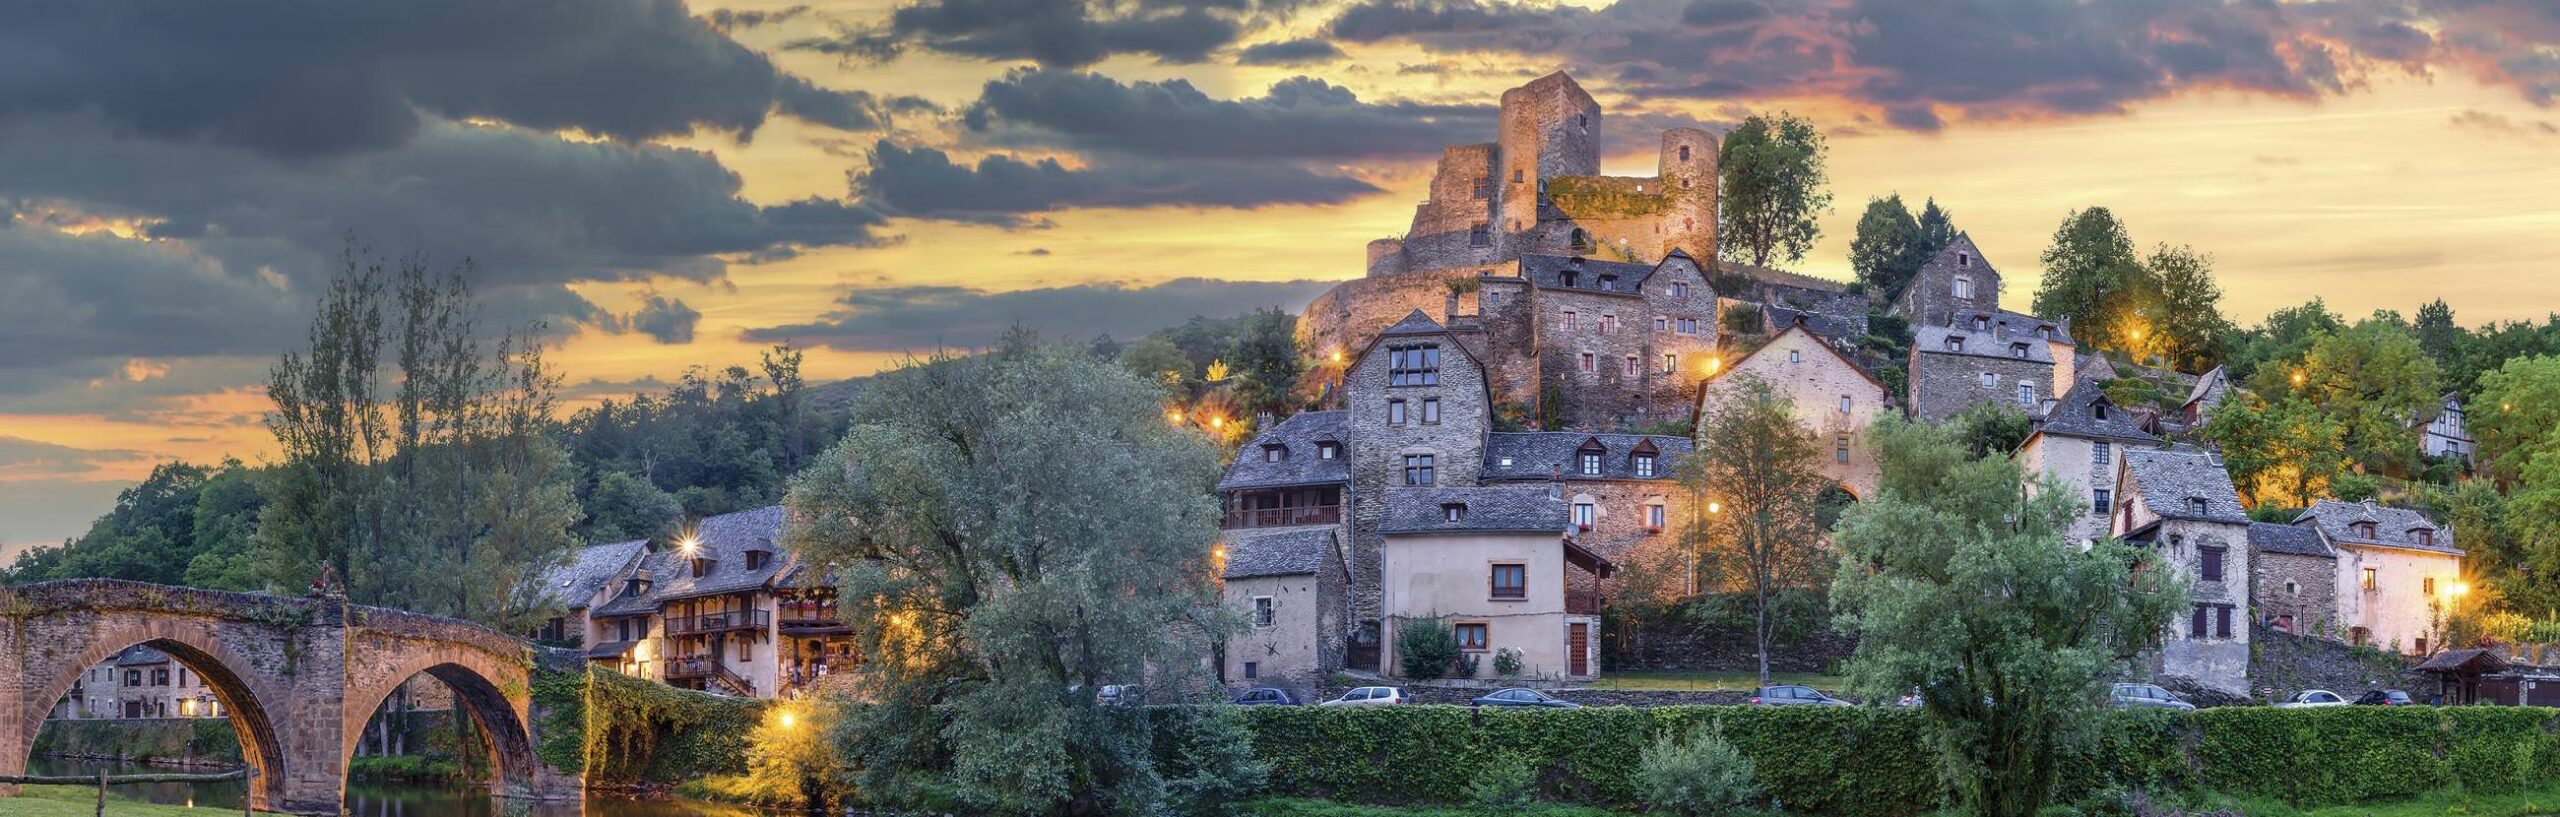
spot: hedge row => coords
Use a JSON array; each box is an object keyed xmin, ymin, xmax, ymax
[
  {"xmin": 1232, "ymin": 705, "xmax": 2560, "ymax": 815},
  {"xmin": 29, "ymin": 718, "xmax": 242, "ymax": 767}
]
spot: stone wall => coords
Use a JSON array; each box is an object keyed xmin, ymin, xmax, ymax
[
  {"xmin": 1908, "ymin": 349, "xmax": 2051, "ymax": 422},
  {"xmin": 1706, "ymin": 328, "xmax": 1887, "ymax": 499},
  {"xmin": 2248, "ymin": 625, "xmax": 2425, "ymax": 702},
  {"xmin": 2253, "ymin": 551, "xmax": 2339, "ymax": 637},
  {"xmin": 1607, "ymin": 615, "xmax": 1856, "ymax": 674},
  {"xmin": 1346, "ymin": 323, "xmax": 1493, "ymax": 623},
  {"xmin": 1539, "ymin": 288, "xmax": 1661, "ymax": 427},
  {"xmin": 1224, "ymin": 571, "xmax": 1326, "ymax": 702}
]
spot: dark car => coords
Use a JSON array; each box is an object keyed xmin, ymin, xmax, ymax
[
  {"xmin": 2353, "ymin": 689, "xmax": 2417, "ymax": 706},
  {"xmin": 1752, "ymin": 684, "xmax": 1851, "ymax": 706},
  {"xmin": 2109, "ymin": 683, "xmax": 2197, "ymax": 711},
  {"xmin": 1231, "ymin": 687, "xmax": 1299, "ymax": 706},
  {"xmin": 1471, "ymin": 687, "xmax": 1581, "ymax": 709}
]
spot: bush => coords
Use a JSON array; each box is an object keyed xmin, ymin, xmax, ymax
[
  {"xmin": 1398, "ymin": 617, "xmax": 1461, "ymax": 680},
  {"xmin": 1638, "ymin": 723, "xmax": 1762, "ymax": 817},
  {"xmin": 1158, "ymin": 706, "xmax": 1272, "ymax": 816},
  {"xmin": 1470, "ymin": 753, "xmax": 1538, "ymax": 809},
  {"xmin": 1494, "ymin": 648, "xmax": 1525, "ymax": 678}
]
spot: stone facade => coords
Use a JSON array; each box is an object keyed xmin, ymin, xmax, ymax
[
  {"xmin": 1219, "ymin": 528, "xmax": 1343, "ymax": 704},
  {"xmin": 2110, "ymin": 448, "xmax": 2255, "ymax": 695},
  {"xmin": 1699, "ymin": 324, "xmax": 1889, "ymax": 499},
  {"xmin": 1891, "ymin": 234, "xmax": 2002, "ymax": 329},
  {"xmin": 1345, "ymin": 312, "xmax": 1494, "ymax": 624},
  {"xmin": 2295, "ymin": 499, "xmax": 2466, "ymax": 656},
  {"xmin": 2256, "ymin": 550, "xmax": 2341, "ymax": 637},
  {"xmin": 1908, "ymin": 317, "xmax": 2067, "ymax": 422}
]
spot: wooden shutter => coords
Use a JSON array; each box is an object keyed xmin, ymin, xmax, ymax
[
  {"xmin": 2214, "ymin": 606, "xmax": 2232, "ymax": 638},
  {"xmin": 2189, "ymin": 605, "xmax": 2208, "ymax": 638}
]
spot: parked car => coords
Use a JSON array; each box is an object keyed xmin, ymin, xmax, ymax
[
  {"xmin": 2352, "ymin": 689, "xmax": 2417, "ymax": 706},
  {"xmin": 1098, "ymin": 684, "xmax": 1144, "ymax": 706},
  {"xmin": 1320, "ymin": 686, "xmax": 1409, "ymax": 707},
  {"xmin": 2275, "ymin": 689, "xmax": 2349, "ymax": 708},
  {"xmin": 1752, "ymin": 684, "xmax": 1851, "ymax": 706},
  {"xmin": 1231, "ymin": 687, "xmax": 1300, "ymax": 706},
  {"xmin": 1471, "ymin": 687, "xmax": 1581, "ymax": 709},
  {"xmin": 2109, "ymin": 683, "xmax": 2196, "ymax": 711}
]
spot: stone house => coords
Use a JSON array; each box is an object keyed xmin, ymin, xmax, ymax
[
  {"xmin": 1479, "ymin": 430, "xmax": 1690, "ymax": 602},
  {"xmin": 525, "ymin": 538, "xmax": 648, "ymax": 646},
  {"xmin": 2249, "ymin": 521, "xmax": 2337, "ymax": 637},
  {"xmin": 2109, "ymin": 447, "xmax": 2254, "ymax": 695},
  {"xmin": 583, "ymin": 506, "xmax": 858, "ymax": 699},
  {"xmin": 1377, "ymin": 485, "xmax": 1612, "ymax": 681},
  {"xmin": 49, "ymin": 646, "xmax": 226, "ymax": 720},
  {"xmin": 2294, "ymin": 499, "xmax": 2467, "ymax": 655},
  {"xmin": 1907, "ymin": 306, "xmax": 2076, "ymax": 422},
  {"xmin": 2020, "ymin": 379, "xmax": 2164, "ymax": 544},
  {"xmin": 2419, "ymin": 392, "xmax": 2473, "ymax": 462},
  {"xmin": 1697, "ymin": 320, "xmax": 1890, "ymax": 501},
  {"xmin": 1890, "ymin": 234, "xmax": 2004, "ymax": 330},
  {"xmin": 2179, "ymin": 365, "xmax": 2231, "ymax": 427},
  {"xmin": 1218, "ymin": 526, "xmax": 1345, "ymax": 701}
]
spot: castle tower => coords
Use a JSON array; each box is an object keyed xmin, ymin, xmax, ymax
[
  {"xmin": 1495, "ymin": 72, "xmax": 1601, "ymax": 256},
  {"xmin": 1658, "ymin": 127, "xmax": 1719, "ymax": 261}
]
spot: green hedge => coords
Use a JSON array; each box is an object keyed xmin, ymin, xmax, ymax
[
  {"xmin": 1233, "ymin": 705, "xmax": 2560, "ymax": 814},
  {"xmin": 29, "ymin": 718, "xmax": 242, "ymax": 766}
]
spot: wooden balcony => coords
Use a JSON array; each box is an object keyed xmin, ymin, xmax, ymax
[
  {"xmin": 1565, "ymin": 590, "xmax": 1602, "ymax": 616},
  {"xmin": 1222, "ymin": 505, "xmax": 1341, "ymax": 529},
  {"xmin": 664, "ymin": 657, "xmax": 722, "ymax": 681},
  {"xmin": 664, "ymin": 609, "xmax": 770, "ymax": 637}
]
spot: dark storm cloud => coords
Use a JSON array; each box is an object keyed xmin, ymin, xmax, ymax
[
  {"xmin": 855, "ymin": 141, "xmax": 1380, "ymax": 223},
  {"xmin": 0, "ymin": 0, "xmax": 896, "ymax": 158},
  {"xmin": 1236, "ymin": 37, "xmax": 1350, "ymax": 65},
  {"xmin": 744, "ymin": 278, "xmax": 1339, "ymax": 351},
  {"xmin": 961, "ymin": 69, "xmax": 1494, "ymax": 159},
  {"xmin": 708, "ymin": 5, "xmax": 813, "ymax": 30},
  {"xmin": 786, "ymin": 0, "xmax": 1290, "ymax": 68},
  {"xmin": 629, "ymin": 295, "xmax": 705, "ymax": 344},
  {"xmin": 0, "ymin": 223, "xmax": 302, "ymax": 378}
]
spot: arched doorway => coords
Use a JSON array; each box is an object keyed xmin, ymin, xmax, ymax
[{"xmin": 20, "ymin": 636, "xmax": 289, "ymax": 812}]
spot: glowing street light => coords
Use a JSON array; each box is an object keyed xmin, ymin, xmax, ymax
[
  {"xmin": 1706, "ymin": 501, "xmax": 1722, "ymax": 514},
  {"xmin": 1329, "ymin": 350, "xmax": 1344, "ymax": 364},
  {"xmin": 780, "ymin": 711, "xmax": 796, "ymax": 729},
  {"xmin": 2447, "ymin": 581, "xmax": 2470, "ymax": 599},
  {"xmin": 1703, "ymin": 357, "xmax": 1723, "ymax": 376}
]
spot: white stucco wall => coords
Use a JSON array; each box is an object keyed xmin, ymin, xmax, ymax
[
  {"xmin": 1223, "ymin": 572, "xmax": 1324, "ymax": 696},
  {"xmin": 1379, "ymin": 530, "xmax": 1597, "ymax": 680},
  {"xmin": 2335, "ymin": 544, "xmax": 2464, "ymax": 655}
]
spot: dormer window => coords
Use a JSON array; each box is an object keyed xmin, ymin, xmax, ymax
[
  {"xmin": 2188, "ymin": 497, "xmax": 2209, "ymax": 516},
  {"xmin": 1318, "ymin": 442, "xmax": 1338, "ymax": 460},
  {"xmin": 1634, "ymin": 453, "xmax": 1656, "ymax": 477},
  {"xmin": 1598, "ymin": 274, "xmax": 1618, "ymax": 291},
  {"xmin": 1263, "ymin": 444, "xmax": 1286, "ymax": 463},
  {"xmin": 1443, "ymin": 503, "xmax": 1467, "ymax": 522},
  {"xmin": 1946, "ymin": 337, "xmax": 1965, "ymax": 352},
  {"xmin": 2354, "ymin": 521, "xmax": 2377, "ymax": 538},
  {"xmin": 746, "ymin": 549, "xmax": 771, "ymax": 570},
  {"xmin": 1561, "ymin": 272, "xmax": 1579, "ymax": 288},
  {"xmin": 2415, "ymin": 528, "xmax": 2435, "ymax": 546},
  {"xmin": 1580, "ymin": 451, "xmax": 1602, "ymax": 476},
  {"xmin": 2010, "ymin": 343, "xmax": 2029, "ymax": 359},
  {"xmin": 690, "ymin": 557, "xmax": 712, "ymax": 578},
  {"xmin": 1974, "ymin": 316, "xmax": 1990, "ymax": 332},
  {"xmin": 2037, "ymin": 325, "xmax": 2053, "ymax": 339},
  {"xmin": 2093, "ymin": 401, "xmax": 2111, "ymax": 421}
]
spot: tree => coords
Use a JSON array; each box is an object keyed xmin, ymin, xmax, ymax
[
  {"xmin": 2145, "ymin": 243, "xmax": 2233, "ymax": 372},
  {"xmin": 1848, "ymin": 195, "xmax": 1930, "ymax": 296},
  {"xmin": 2203, "ymin": 394, "xmax": 2346, "ymax": 508},
  {"xmin": 1916, "ymin": 198, "xmax": 1957, "ymax": 258},
  {"xmin": 783, "ymin": 337, "xmax": 1233, "ymax": 817},
  {"xmin": 2468, "ymin": 355, "xmax": 2560, "ymax": 486},
  {"xmin": 581, "ymin": 470, "xmax": 682, "ymax": 544},
  {"xmin": 1682, "ymin": 376, "xmax": 1829, "ymax": 684},
  {"xmin": 1830, "ymin": 417, "xmax": 2185, "ymax": 817},
  {"xmin": 561, "ymin": 346, "xmax": 841, "ymax": 519},
  {"xmin": 1223, "ymin": 307, "xmax": 1302, "ymax": 418},
  {"xmin": 1947, "ymin": 401, "xmax": 2032, "ymax": 460},
  {"xmin": 1717, "ymin": 112, "xmax": 1831, "ymax": 268},
  {"xmin": 2031, "ymin": 208, "xmax": 2156, "ymax": 356},
  {"xmin": 2226, "ymin": 299, "xmax": 2344, "ymax": 385},
  {"xmin": 2414, "ymin": 299, "xmax": 2463, "ymax": 383},
  {"xmin": 2291, "ymin": 318, "xmax": 2439, "ymax": 472},
  {"xmin": 1117, "ymin": 335, "xmax": 1192, "ymax": 388}
]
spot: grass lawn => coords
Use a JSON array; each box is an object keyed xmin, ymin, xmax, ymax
[
  {"xmin": 2181, "ymin": 785, "xmax": 2560, "ymax": 817},
  {"xmin": 1588, "ymin": 670, "xmax": 1844, "ymax": 692},
  {"xmin": 1241, "ymin": 798, "xmax": 1633, "ymax": 817},
  {"xmin": 0, "ymin": 784, "xmax": 283, "ymax": 817}
]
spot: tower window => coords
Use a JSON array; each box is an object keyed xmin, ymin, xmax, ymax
[
  {"xmin": 1403, "ymin": 454, "xmax": 1436, "ymax": 486},
  {"xmin": 1959, "ymin": 252, "xmax": 1971, "ymax": 268},
  {"xmin": 1679, "ymin": 145, "xmax": 1691, "ymax": 161},
  {"xmin": 1513, "ymin": 168, "xmax": 1524, "ymax": 183},
  {"xmin": 1388, "ymin": 344, "xmax": 1441, "ymax": 386}
]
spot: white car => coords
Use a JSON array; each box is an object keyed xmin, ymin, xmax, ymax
[
  {"xmin": 2276, "ymin": 689, "xmax": 2349, "ymax": 708},
  {"xmin": 1319, "ymin": 686, "xmax": 1409, "ymax": 707}
]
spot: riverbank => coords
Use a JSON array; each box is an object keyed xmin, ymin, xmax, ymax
[{"xmin": 0, "ymin": 784, "xmax": 284, "ymax": 817}]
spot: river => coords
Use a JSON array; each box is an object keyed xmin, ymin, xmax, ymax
[{"xmin": 24, "ymin": 758, "xmax": 765, "ymax": 817}]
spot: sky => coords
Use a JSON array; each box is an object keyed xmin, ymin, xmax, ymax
[{"xmin": 7, "ymin": 0, "xmax": 2560, "ymax": 556}]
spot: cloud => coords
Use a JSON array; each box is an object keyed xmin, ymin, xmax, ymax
[
  {"xmin": 786, "ymin": 0, "xmax": 1299, "ymax": 68},
  {"xmin": 708, "ymin": 5, "xmax": 812, "ymax": 30},
  {"xmin": 854, "ymin": 141, "xmax": 1380, "ymax": 222},
  {"xmin": 2450, "ymin": 109, "xmax": 2560, "ymax": 140},
  {"xmin": 0, "ymin": 479, "xmax": 129, "ymax": 557},
  {"xmin": 745, "ymin": 277, "xmax": 1341, "ymax": 351},
  {"xmin": 1236, "ymin": 38, "xmax": 1348, "ymax": 65},
  {"xmin": 962, "ymin": 69, "xmax": 1495, "ymax": 159},
  {"xmin": 0, "ymin": 0, "xmax": 897, "ymax": 158},
  {"xmin": 0, "ymin": 436, "xmax": 148, "ymax": 481},
  {"xmin": 628, "ymin": 295, "xmax": 704, "ymax": 344}
]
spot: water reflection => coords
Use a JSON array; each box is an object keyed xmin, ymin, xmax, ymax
[{"xmin": 26, "ymin": 758, "xmax": 764, "ymax": 817}]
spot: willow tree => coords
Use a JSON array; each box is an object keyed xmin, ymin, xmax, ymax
[
  {"xmin": 1830, "ymin": 417, "xmax": 2185, "ymax": 817},
  {"xmin": 784, "ymin": 336, "xmax": 1235, "ymax": 817}
]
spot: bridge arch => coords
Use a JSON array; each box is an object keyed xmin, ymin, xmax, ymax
[
  {"xmin": 16, "ymin": 628, "xmax": 292, "ymax": 810},
  {"xmin": 339, "ymin": 650, "xmax": 539, "ymax": 799}
]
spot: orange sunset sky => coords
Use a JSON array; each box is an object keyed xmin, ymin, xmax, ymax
[{"xmin": 6, "ymin": 0, "xmax": 2560, "ymax": 555}]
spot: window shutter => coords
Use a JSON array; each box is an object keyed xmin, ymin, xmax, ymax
[
  {"xmin": 2189, "ymin": 606, "xmax": 2208, "ymax": 638},
  {"xmin": 2214, "ymin": 605, "xmax": 2232, "ymax": 639}
]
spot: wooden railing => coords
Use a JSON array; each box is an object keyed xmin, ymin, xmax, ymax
[
  {"xmin": 664, "ymin": 609, "xmax": 770, "ymax": 637},
  {"xmin": 1565, "ymin": 590, "xmax": 1601, "ymax": 616},
  {"xmin": 664, "ymin": 657, "xmax": 722, "ymax": 680},
  {"xmin": 1222, "ymin": 505, "xmax": 1342, "ymax": 529}
]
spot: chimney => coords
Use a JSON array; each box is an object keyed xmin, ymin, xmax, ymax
[
  {"xmin": 1445, "ymin": 291, "xmax": 1460, "ymax": 322},
  {"xmin": 1549, "ymin": 465, "xmax": 1563, "ymax": 499}
]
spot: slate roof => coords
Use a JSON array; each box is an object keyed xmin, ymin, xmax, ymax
[
  {"xmin": 1915, "ymin": 324, "xmax": 2059, "ymax": 364},
  {"xmin": 2078, "ymin": 352, "xmax": 2120, "ymax": 382},
  {"xmin": 1219, "ymin": 411, "xmax": 1350, "ymax": 491},
  {"xmin": 115, "ymin": 645, "xmax": 171, "ymax": 667},
  {"xmin": 533, "ymin": 539, "xmax": 649, "ymax": 611},
  {"xmin": 1379, "ymin": 309, "xmax": 1447, "ymax": 337},
  {"xmin": 591, "ymin": 505, "xmax": 791, "ymax": 616},
  {"xmin": 1222, "ymin": 526, "xmax": 1333, "ymax": 580},
  {"xmin": 1380, "ymin": 486, "xmax": 1568, "ymax": 534},
  {"xmin": 2120, "ymin": 447, "xmax": 2250, "ymax": 524},
  {"xmin": 2296, "ymin": 499, "xmax": 2464, "ymax": 556},
  {"xmin": 2249, "ymin": 522, "xmax": 2333, "ymax": 557},
  {"xmin": 1763, "ymin": 305, "xmax": 1867, "ymax": 343},
  {"xmin": 1948, "ymin": 308, "xmax": 2073, "ymax": 345},
  {"xmin": 1481, "ymin": 432, "xmax": 1691, "ymax": 481},
  {"xmin": 2035, "ymin": 379, "xmax": 2161, "ymax": 444},
  {"xmin": 2183, "ymin": 366, "xmax": 2230, "ymax": 409},
  {"xmin": 1520, "ymin": 254, "xmax": 1657, "ymax": 295}
]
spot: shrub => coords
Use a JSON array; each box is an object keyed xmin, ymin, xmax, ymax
[
  {"xmin": 1158, "ymin": 706, "xmax": 1272, "ymax": 816},
  {"xmin": 1494, "ymin": 648, "xmax": 1525, "ymax": 678},
  {"xmin": 1398, "ymin": 616, "xmax": 1461, "ymax": 680},
  {"xmin": 1471, "ymin": 753, "xmax": 1538, "ymax": 809},
  {"xmin": 1638, "ymin": 723, "xmax": 1762, "ymax": 817}
]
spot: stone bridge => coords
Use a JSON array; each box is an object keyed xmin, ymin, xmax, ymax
[{"xmin": 0, "ymin": 579, "xmax": 581, "ymax": 813}]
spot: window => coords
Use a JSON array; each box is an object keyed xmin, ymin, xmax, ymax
[
  {"xmin": 2361, "ymin": 567, "xmax": 2378, "ymax": 590},
  {"xmin": 2200, "ymin": 547, "xmax": 2225, "ymax": 582},
  {"xmin": 1579, "ymin": 353, "xmax": 1595, "ymax": 373},
  {"xmin": 1789, "ymin": 349, "xmax": 1803, "ymax": 363},
  {"xmin": 1980, "ymin": 371, "xmax": 1997, "ymax": 389},
  {"xmin": 1484, "ymin": 291, "xmax": 1500, "ymax": 306},
  {"xmin": 2019, "ymin": 382, "xmax": 2036, "ymax": 405},
  {"xmin": 2417, "ymin": 529, "xmax": 2434, "ymax": 546},
  {"xmin": 746, "ymin": 550, "xmax": 768, "ymax": 570},
  {"xmin": 2094, "ymin": 402, "xmax": 2111, "ymax": 421},
  {"xmin": 690, "ymin": 557, "xmax": 710, "ymax": 578},
  {"xmin": 1388, "ymin": 399, "xmax": 1407, "ymax": 425},
  {"xmin": 2354, "ymin": 521, "xmax": 2377, "ymax": 538},
  {"xmin": 1946, "ymin": 337, "xmax": 1966, "ymax": 352},
  {"xmin": 1403, "ymin": 454, "xmax": 1436, "ymax": 486},
  {"xmin": 2416, "ymin": 637, "xmax": 2428, "ymax": 654},
  {"xmin": 1421, "ymin": 398, "xmax": 1441, "ymax": 424},
  {"xmin": 2285, "ymin": 580, "xmax": 2300, "ymax": 596},
  {"xmin": 2038, "ymin": 325, "xmax": 2052, "ymax": 339},
  {"xmin": 2092, "ymin": 488, "xmax": 2112, "ymax": 515},
  {"xmin": 2191, "ymin": 605, "xmax": 2233, "ymax": 638},
  {"xmin": 2423, "ymin": 576, "xmax": 2436, "ymax": 596},
  {"xmin": 1677, "ymin": 317, "xmax": 1700, "ymax": 334},
  {"xmin": 1679, "ymin": 145, "xmax": 1691, "ymax": 161},
  {"xmin": 1624, "ymin": 355, "xmax": 1640, "ymax": 378},
  {"xmin": 1959, "ymin": 252, "xmax": 1971, "ymax": 268},
  {"xmin": 1562, "ymin": 311, "xmax": 1578, "ymax": 331},
  {"xmin": 1318, "ymin": 442, "xmax": 1338, "ymax": 459},
  {"xmin": 1646, "ymin": 503, "xmax": 1667, "ymax": 530},
  {"xmin": 1243, "ymin": 661, "xmax": 1259, "ymax": 679},
  {"xmin": 1836, "ymin": 436, "xmax": 1850, "ymax": 463},
  {"xmin": 153, "ymin": 668, "xmax": 169, "ymax": 686},
  {"xmin": 1634, "ymin": 453, "xmax": 1656, "ymax": 477},
  {"xmin": 2188, "ymin": 497, "xmax": 2208, "ymax": 516},
  {"xmin": 1600, "ymin": 314, "xmax": 1617, "ymax": 333},
  {"xmin": 1490, "ymin": 564, "xmax": 1527, "ymax": 599},
  {"xmin": 1389, "ymin": 344, "xmax": 1441, "ymax": 386},
  {"xmin": 1571, "ymin": 228, "xmax": 1591, "ymax": 249},
  {"xmin": 738, "ymin": 636, "xmax": 753, "ymax": 662},
  {"xmin": 1263, "ymin": 445, "xmax": 1284, "ymax": 463},
  {"xmin": 1253, "ymin": 597, "xmax": 1275, "ymax": 627},
  {"xmin": 1513, "ymin": 168, "xmax": 1523, "ymax": 183},
  {"xmin": 1974, "ymin": 316, "xmax": 1990, "ymax": 331},
  {"xmin": 2094, "ymin": 442, "xmax": 2112, "ymax": 468},
  {"xmin": 1469, "ymin": 225, "xmax": 1491, "ymax": 247},
  {"xmin": 1455, "ymin": 623, "xmax": 1489, "ymax": 651},
  {"xmin": 2216, "ymin": 606, "xmax": 2232, "ymax": 638},
  {"xmin": 1580, "ymin": 452, "xmax": 1602, "ymax": 476},
  {"xmin": 125, "ymin": 670, "xmax": 140, "ymax": 688},
  {"xmin": 1655, "ymin": 317, "xmax": 1668, "ymax": 332},
  {"xmin": 1597, "ymin": 275, "xmax": 1619, "ymax": 291},
  {"xmin": 1670, "ymin": 282, "xmax": 1690, "ymax": 298},
  {"xmin": 1443, "ymin": 503, "xmax": 1466, "ymax": 522},
  {"xmin": 2010, "ymin": 343, "xmax": 2029, "ymax": 359},
  {"xmin": 618, "ymin": 619, "xmax": 633, "ymax": 642},
  {"xmin": 1572, "ymin": 502, "xmax": 1596, "ymax": 527},
  {"xmin": 1663, "ymin": 353, "xmax": 1679, "ymax": 374},
  {"xmin": 1953, "ymin": 276, "xmax": 1973, "ymax": 299},
  {"xmin": 1839, "ymin": 395, "xmax": 1852, "ymax": 414}
]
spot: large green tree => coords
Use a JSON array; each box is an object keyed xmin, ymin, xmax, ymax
[
  {"xmin": 1916, "ymin": 198, "xmax": 1957, "ymax": 257},
  {"xmin": 784, "ymin": 337, "xmax": 1234, "ymax": 816},
  {"xmin": 561, "ymin": 345, "xmax": 840, "ymax": 520},
  {"xmin": 2201, "ymin": 394, "xmax": 2346, "ymax": 509},
  {"xmin": 2031, "ymin": 207, "xmax": 2156, "ymax": 356},
  {"xmin": 1717, "ymin": 112, "xmax": 1831, "ymax": 268},
  {"xmin": 2468, "ymin": 355, "xmax": 2560, "ymax": 485},
  {"xmin": 1831, "ymin": 417, "xmax": 2186, "ymax": 817},
  {"xmin": 1682, "ymin": 375, "xmax": 1830, "ymax": 684},
  {"xmin": 2287, "ymin": 317, "xmax": 2439, "ymax": 472},
  {"xmin": 2145, "ymin": 243, "xmax": 2232, "ymax": 372},
  {"xmin": 1848, "ymin": 194, "xmax": 1931, "ymax": 296}
]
